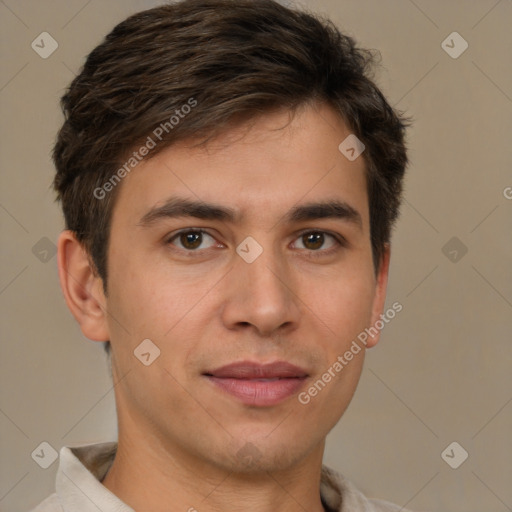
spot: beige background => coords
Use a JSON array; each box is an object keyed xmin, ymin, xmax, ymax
[{"xmin": 1, "ymin": 0, "xmax": 511, "ymax": 511}]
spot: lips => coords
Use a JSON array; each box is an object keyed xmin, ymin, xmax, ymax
[
  {"xmin": 206, "ymin": 361, "xmax": 308, "ymax": 379},
  {"xmin": 203, "ymin": 361, "xmax": 308, "ymax": 406}
]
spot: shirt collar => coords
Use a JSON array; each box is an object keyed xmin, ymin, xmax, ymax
[
  {"xmin": 56, "ymin": 442, "xmax": 134, "ymax": 512},
  {"xmin": 54, "ymin": 442, "xmax": 381, "ymax": 512}
]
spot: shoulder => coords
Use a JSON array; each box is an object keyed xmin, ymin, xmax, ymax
[
  {"xmin": 28, "ymin": 493, "xmax": 63, "ymax": 512},
  {"xmin": 321, "ymin": 465, "xmax": 417, "ymax": 512},
  {"xmin": 367, "ymin": 497, "xmax": 415, "ymax": 511}
]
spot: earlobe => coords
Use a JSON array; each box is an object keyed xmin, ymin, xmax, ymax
[
  {"xmin": 57, "ymin": 230, "xmax": 110, "ymax": 342},
  {"xmin": 365, "ymin": 244, "xmax": 391, "ymax": 349}
]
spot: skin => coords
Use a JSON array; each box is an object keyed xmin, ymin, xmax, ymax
[{"xmin": 58, "ymin": 102, "xmax": 390, "ymax": 512}]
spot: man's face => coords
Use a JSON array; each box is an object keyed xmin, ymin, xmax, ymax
[{"xmin": 100, "ymin": 103, "xmax": 388, "ymax": 473}]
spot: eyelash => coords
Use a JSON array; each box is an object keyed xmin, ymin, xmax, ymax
[{"xmin": 165, "ymin": 228, "xmax": 347, "ymax": 258}]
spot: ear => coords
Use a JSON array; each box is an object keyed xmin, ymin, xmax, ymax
[
  {"xmin": 365, "ymin": 243, "xmax": 391, "ymax": 349},
  {"xmin": 57, "ymin": 230, "xmax": 110, "ymax": 342}
]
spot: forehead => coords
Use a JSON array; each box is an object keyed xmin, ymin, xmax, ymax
[{"xmin": 111, "ymin": 103, "xmax": 369, "ymax": 230}]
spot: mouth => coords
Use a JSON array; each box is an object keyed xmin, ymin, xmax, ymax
[{"xmin": 203, "ymin": 361, "xmax": 309, "ymax": 407}]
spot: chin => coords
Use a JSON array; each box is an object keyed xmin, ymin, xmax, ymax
[{"xmin": 218, "ymin": 436, "xmax": 315, "ymax": 475}]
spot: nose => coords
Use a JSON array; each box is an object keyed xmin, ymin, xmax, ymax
[{"xmin": 220, "ymin": 245, "xmax": 301, "ymax": 338}]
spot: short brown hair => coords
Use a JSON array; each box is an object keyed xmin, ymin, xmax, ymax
[{"xmin": 54, "ymin": 0, "xmax": 408, "ymax": 299}]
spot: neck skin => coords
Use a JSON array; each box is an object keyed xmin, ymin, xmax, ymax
[{"xmin": 102, "ymin": 419, "xmax": 328, "ymax": 512}]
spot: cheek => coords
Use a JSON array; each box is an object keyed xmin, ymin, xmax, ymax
[
  {"xmin": 105, "ymin": 256, "xmax": 216, "ymax": 368},
  {"xmin": 306, "ymin": 268, "xmax": 376, "ymax": 351},
  {"xmin": 107, "ymin": 244, "xmax": 171, "ymax": 327},
  {"xmin": 297, "ymin": 275, "xmax": 375, "ymax": 423}
]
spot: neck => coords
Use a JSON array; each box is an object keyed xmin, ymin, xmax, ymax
[{"xmin": 102, "ymin": 428, "xmax": 327, "ymax": 512}]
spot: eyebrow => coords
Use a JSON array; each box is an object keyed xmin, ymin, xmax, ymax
[{"xmin": 138, "ymin": 196, "xmax": 362, "ymax": 229}]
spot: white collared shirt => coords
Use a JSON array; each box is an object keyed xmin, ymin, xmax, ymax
[{"xmin": 29, "ymin": 442, "xmax": 413, "ymax": 512}]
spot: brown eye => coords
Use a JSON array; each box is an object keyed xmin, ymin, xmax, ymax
[
  {"xmin": 295, "ymin": 231, "xmax": 338, "ymax": 252},
  {"xmin": 302, "ymin": 232, "xmax": 324, "ymax": 250},
  {"xmin": 168, "ymin": 230, "xmax": 216, "ymax": 251}
]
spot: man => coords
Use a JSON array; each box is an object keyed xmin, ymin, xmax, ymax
[{"xmin": 32, "ymin": 0, "xmax": 411, "ymax": 510}]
